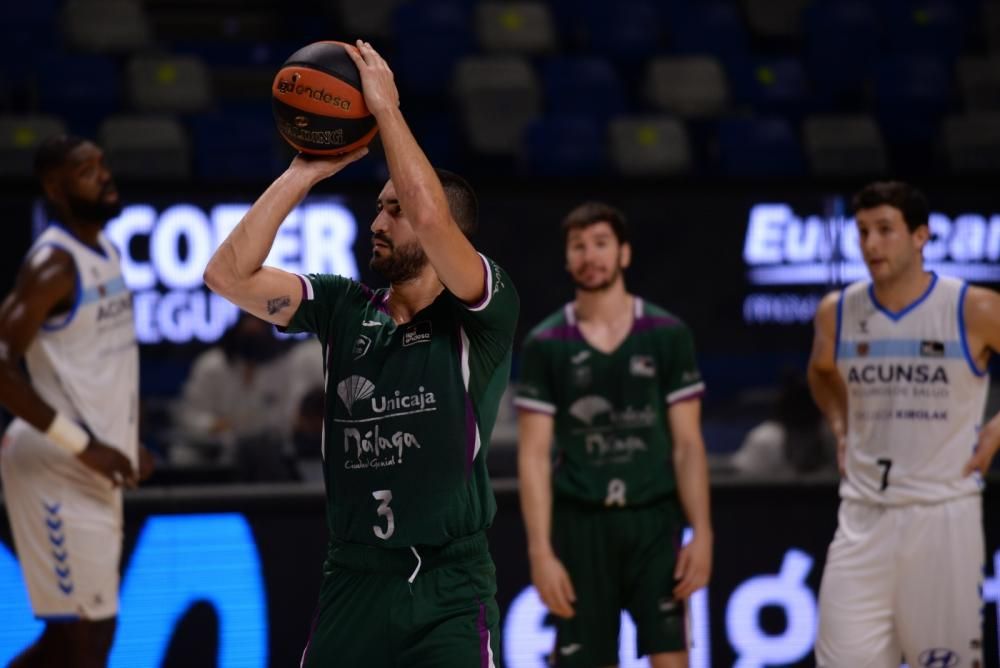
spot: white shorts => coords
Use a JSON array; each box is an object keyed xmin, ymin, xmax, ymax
[
  {"xmin": 816, "ymin": 496, "xmax": 984, "ymax": 668},
  {"xmin": 0, "ymin": 419, "xmax": 122, "ymax": 621}
]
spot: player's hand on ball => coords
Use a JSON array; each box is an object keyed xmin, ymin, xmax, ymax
[
  {"xmin": 78, "ymin": 440, "xmax": 137, "ymax": 488},
  {"xmin": 291, "ymin": 147, "xmax": 369, "ymax": 181},
  {"xmin": 530, "ymin": 551, "xmax": 576, "ymax": 619},
  {"xmin": 673, "ymin": 530, "xmax": 712, "ymax": 599},
  {"xmin": 347, "ymin": 40, "xmax": 400, "ymax": 117}
]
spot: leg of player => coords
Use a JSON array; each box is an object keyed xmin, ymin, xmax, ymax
[
  {"xmin": 5, "ymin": 625, "xmax": 70, "ymax": 667},
  {"xmin": 8, "ymin": 618, "xmax": 115, "ymax": 668},
  {"xmin": 895, "ymin": 496, "xmax": 984, "ymax": 668},
  {"xmin": 66, "ymin": 618, "xmax": 117, "ymax": 668},
  {"xmin": 815, "ymin": 501, "xmax": 900, "ymax": 668}
]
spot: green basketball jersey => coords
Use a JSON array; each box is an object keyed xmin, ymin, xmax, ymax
[
  {"xmin": 515, "ymin": 297, "xmax": 704, "ymax": 507},
  {"xmin": 284, "ymin": 254, "xmax": 518, "ymax": 547}
]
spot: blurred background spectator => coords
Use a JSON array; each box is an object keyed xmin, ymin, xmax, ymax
[
  {"xmin": 730, "ymin": 370, "xmax": 837, "ymax": 476},
  {"xmin": 171, "ymin": 312, "xmax": 324, "ymax": 480}
]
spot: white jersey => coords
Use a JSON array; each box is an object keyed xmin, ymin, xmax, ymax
[
  {"xmin": 835, "ymin": 273, "xmax": 987, "ymax": 505},
  {"xmin": 24, "ymin": 224, "xmax": 139, "ymax": 468}
]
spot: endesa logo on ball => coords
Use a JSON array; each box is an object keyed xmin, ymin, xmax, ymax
[{"xmin": 275, "ymin": 74, "xmax": 353, "ymax": 111}]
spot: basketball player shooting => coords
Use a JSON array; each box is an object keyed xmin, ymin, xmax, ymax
[
  {"xmin": 0, "ymin": 135, "xmax": 151, "ymax": 668},
  {"xmin": 204, "ymin": 40, "xmax": 517, "ymax": 666},
  {"xmin": 808, "ymin": 181, "xmax": 1000, "ymax": 667}
]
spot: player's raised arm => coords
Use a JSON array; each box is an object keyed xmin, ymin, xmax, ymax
[
  {"xmin": 0, "ymin": 248, "xmax": 134, "ymax": 485},
  {"xmin": 347, "ymin": 41, "xmax": 485, "ymax": 305},
  {"xmin": 808, "ymin": 290, "xmax": 848, "ymax": 473},
  {"xmin": 203, "ymin": 149, "xmax": 368, "ymax": 326},
  {"xmin": 961, "ymin": 285, "xmax": 1000, "ymax": 475}
]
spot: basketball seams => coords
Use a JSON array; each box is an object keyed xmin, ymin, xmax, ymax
[
  {"xmin": 281, "ymin": 60, "xmax": 361, "ymax": 91},
  {"xmin": 282, "ymin": 40, "xmax": 363, "ymax": 91}
]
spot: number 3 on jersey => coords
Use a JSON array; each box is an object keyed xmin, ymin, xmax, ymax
[{"xmin": 372, "ymin": 490, "xmax": 395, "ymax": 540}]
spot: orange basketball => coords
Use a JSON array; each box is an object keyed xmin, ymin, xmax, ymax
[{"xmin": 271, "ymin": 41, "xmax": 378, "ymax": 155}]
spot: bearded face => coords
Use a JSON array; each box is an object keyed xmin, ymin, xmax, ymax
[
  {"xmin": 570, "ymin": 254, "xmax": 624, "ymax": 292},
  {"xmin": 65, "ymin": 181, "xmax": 123, "ymax": 223},
  {"xmin": 49, "ymin": 142, "xmax": 123, "ymax": 226},
  {"xmin": 565, "ymin": 222, "xmax": 629, "ymax": 294},
  {"xmin": 370, "ymin": 232, "xmax": 428, "ymax": 284}
]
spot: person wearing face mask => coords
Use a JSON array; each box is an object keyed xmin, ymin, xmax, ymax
[{"xmin": 171, "ymin": 312, "xmax": 323, "ymax": 479}]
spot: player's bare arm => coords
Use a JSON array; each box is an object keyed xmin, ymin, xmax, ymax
[
  {"xmin": 962, "ymin": 286, "xmax": 1000, "ymax": 475},
  {"xmin": 203, "ymin": 149, "xmax": 368, "ymax": 326},
  {"xmin": 518, "ymin": 410, "xmax": 576, "ymax": 618},
  {"xmin": 347, "ymin": 41, "xmax": 485, "ymax": 304},
  {"xmin": 808, "ymin": 290, "xmax": 848, "ymax": 473},
  {"xmin": 0, "ymin": 247, "xmax": 135, "ymax": 485},
  {"xmin": 669, "ymin": 398, "xmax": 713, "ymax": 599}
]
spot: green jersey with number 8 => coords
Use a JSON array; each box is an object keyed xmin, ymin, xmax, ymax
[
  {"xmin": 283, "ymin": 254, "xmax": 518, "ymax": 547},
  {"xmin": 515, "ymin": 298, "xmax": 704, "ymax": 507}
]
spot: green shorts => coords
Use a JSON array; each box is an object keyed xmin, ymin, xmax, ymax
[
  {"xmin": 301, "ymin": 531, "xmax": 501, "ymax": 668},
  {"xmin": 550, "ymin": 498, "xmax": 686, "ymax": 667}
]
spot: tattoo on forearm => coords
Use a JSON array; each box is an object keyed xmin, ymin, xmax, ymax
[{"xmin": 266, "ymin": 296, "xmax": 291, "ymax": 315}]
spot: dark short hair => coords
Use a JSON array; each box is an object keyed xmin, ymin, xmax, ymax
[
  {"xmin": 851, "ymin": 181, "xmax": 929, "ymax": 232},
  {"xmin": 34, "ymin": 134, "xmax": 88, "ymax": 179},
  {"xmin": 435, "ymin": 169, "xmax": 478, "ymax": 237},
  {"xmin": 561, "ymin": 201, "xmax": 628, "ymax": 245}
]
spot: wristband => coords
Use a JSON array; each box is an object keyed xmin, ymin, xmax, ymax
[{"xmin": 45, "ymin": 414, "xmax": 90, "ymax": 455}]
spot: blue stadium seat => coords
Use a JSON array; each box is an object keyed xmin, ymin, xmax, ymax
[
  {"xmin": 883, "ymin": 0, "xmax": 964, "ymax": 62},
  {"xmin": 172, "ymin": 40, "xmax": 301, "ymax": 68},
  {"xmin": 0, "ymin": 0, "xmax": 57, "ymax": 85},
  {"xmin": 36, "ymin": 53, "xmax": 121, "ymax": 136},
  {"xmin": 668, "ymin": 1, "xmax": 750, "ymax": 69},
  {"xmin": 7, "ymin": 0, "xmax": 58, "ymax": 25},
  {"xmin": 407, "ymin": 112, "xmax": 464, "ymax": 172},
  {"xmin": 577, "ymin": 0, "xmax": 663, "ymax": 65},
  {"xmin": 874, "ymin": 55, "xmax": 953, "ymax": 143},
  {"xmin": 657, "ymin": 0, "xmax": 706, "ymax": 25},
  {"xmin": 391, "ymin": 0, "xmax": 474, "ymax": 97},
  {"xmin": 541, "ymin": 57, "xmax": 626, "ymax": 123},
  {"xmin": 523, "ymin": 115, "xmax": 605, "ymax": 176},
  {"xmin": 804, "ymin": 1, "xmax": 881, "ymax": 97},
  {"xmin": 731, "ymin": 57, "xmax": 810, "ymax": 117},
  {"xmin": 717, "ymin": 117, "xmax": 805, "ymax": 176},
  {"xmin": 190, "ymin": 109, "xmax": 283, "ymax": 183}
]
